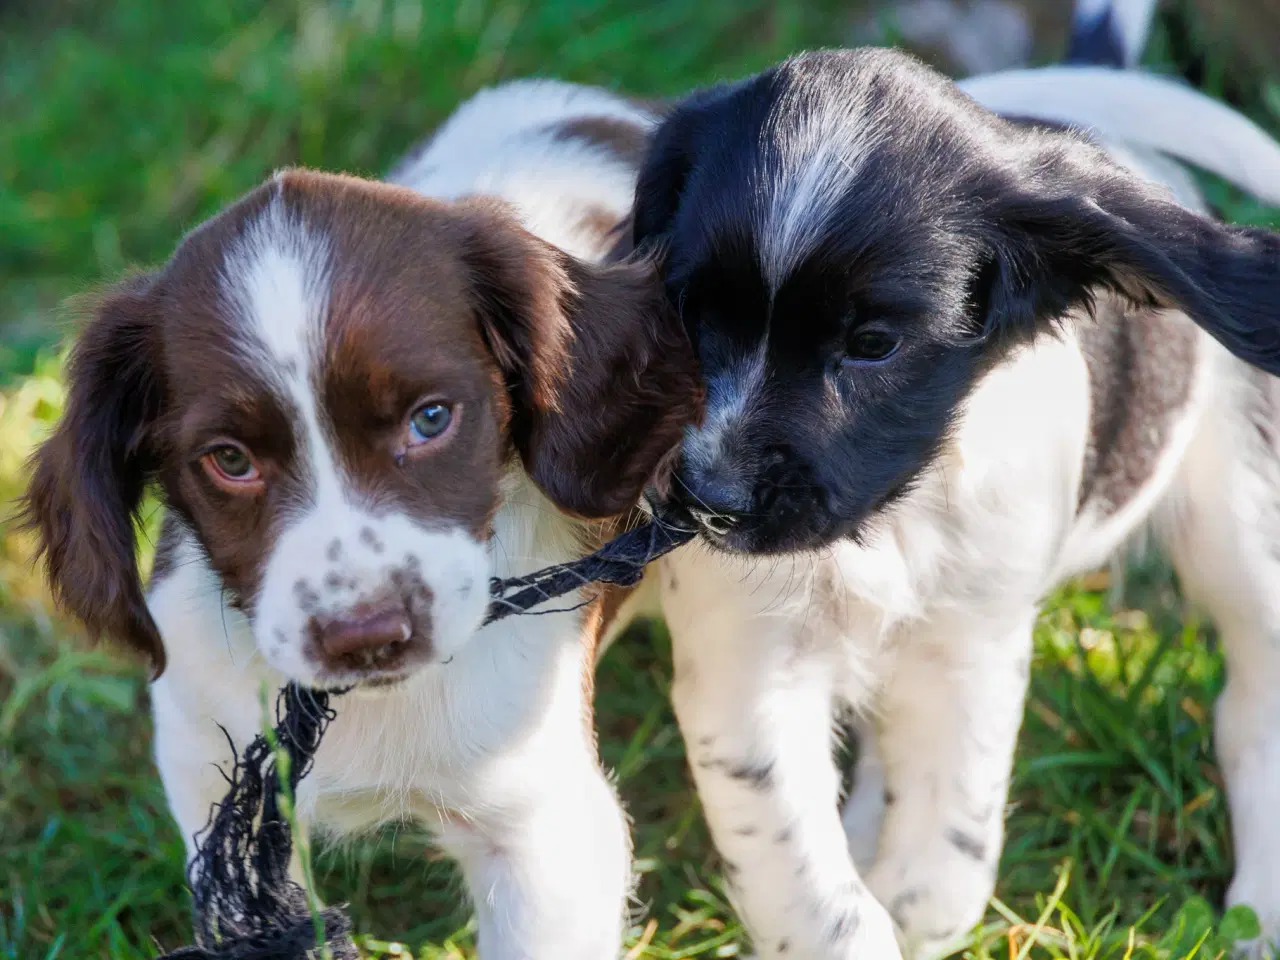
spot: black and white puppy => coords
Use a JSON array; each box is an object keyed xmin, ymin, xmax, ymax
[{"xmin": 623, "ymin": 36, "xmax": 1280, "ymax": 960}]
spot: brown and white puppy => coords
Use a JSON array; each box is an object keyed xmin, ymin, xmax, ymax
[{"xmin": 23, "ymin": 81, "xmax": 697, "ymax": 959}]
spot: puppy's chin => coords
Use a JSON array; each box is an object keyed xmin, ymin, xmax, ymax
[
  {"xmin": 699, "ymin": 514, "xmax": 848, "ymax": 557},
  {"xmin": 346, "ymin": 674, "xmax": 412, "ymax": 698}
]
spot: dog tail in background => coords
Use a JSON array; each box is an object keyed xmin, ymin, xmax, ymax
[
  {"xmin": 1064, "ymin": 0, "xmax": 1159, "ymax": 68},
  {"xmin": 958, "ymin": 68, "xmax": 1280, "ymax": 209}
]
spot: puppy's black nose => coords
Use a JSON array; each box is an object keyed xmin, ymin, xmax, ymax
[
  {"xmin": 675, "ymin": 466, "xmax": 750, "ymax": 536},
  {"xmin": 318, "ymin": 605, "xmax": 412, "ymax": 666}
]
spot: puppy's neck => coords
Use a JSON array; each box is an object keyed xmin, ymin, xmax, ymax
[{"xmin": 491, "ymin": 466, "xmax": 594, "ymax": 581}]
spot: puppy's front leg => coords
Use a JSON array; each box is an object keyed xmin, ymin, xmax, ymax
[
  {"xmin": 440, "ymin": 751, "xmax": 631, "ymax": 960},
  {"xmin": 862, "ymin": 611, "xmax": 1034, "ymax": 958},
  {"xmin": 662, "ymin": 559, "xmax": 901, "ymax": 960},
  {"xmin": 152, "ymin": 685, "xmax": 313, "ymax": 889}
]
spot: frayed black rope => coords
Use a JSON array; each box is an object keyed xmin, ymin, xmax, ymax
[
  {"xmin": 159, "ymin": 513, "xmax": 694, "ymax": 959},
  {"xmin": 160, "ymin": 684, "xmax": 356, "ymax": 959},
  {"xmin": 482, "ymin": 510, "xmax": 696, "ymax": 625}
]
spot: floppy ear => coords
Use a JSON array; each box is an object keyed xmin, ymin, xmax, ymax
[
  {"xmin": 632, "ymin": 117, "xmax": 695, "ymax": 248},
  {"xmin": 461, "ymin": 202, "xmax": 702, "ymax": 518},
  {"xmin": 979, "ymin": 153, "xmax": 1280, "ymax": 374},
  {"xmin": 20, "ymin": 274, "xmax": 168, "ymax": 675},
  {"xmin": 526, "ymin": 253, "xmax": 703, "ymax": 516},
  {"xmin": 632, "ymin": 85, "xmax": 735, "ymax": 248}
]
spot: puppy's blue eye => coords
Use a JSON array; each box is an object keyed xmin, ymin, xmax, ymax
[
  {"xmin": 845, "ymin": 328, "xmax": 901, "ymax": 364},
  {"xmin": 408, "ymin": 403, "xmax": 452, "ymax": 443}
]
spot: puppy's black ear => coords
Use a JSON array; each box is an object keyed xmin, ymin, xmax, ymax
[
  {"xmin": 461, "ymin": 200, "xmax": 702, "ymax": 518},
  {"xmin": 633, "ymin": 120, "xmax": 694, "ymax": 247},
  {"xmin": 633, "ymin": 85, "xmax": 737, "ymax": 248},
  {"xmin": 21, "ymin": 274, "xmax": 168, "ymax": 675},
  {"xmin": 980, "ymin": 150, "xmax": 1280, "ymax": 373}
]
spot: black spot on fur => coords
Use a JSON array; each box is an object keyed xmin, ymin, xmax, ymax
[
  {"xmin": 889, "ymin": 888, "xmax": 923, "ymax": 929},
  {"xmin": 728, "ymin": 759, "xmax": 775, "ymax": 790},
  {"xmin": 826, "ymin": 904, "xmax": 860, "ymax": 943},
  {"xmin": 696, "ymin": 755, "xmax": 775, "ymax": 790},
  {"xmin": 946, "ymin": 827, "xmax": 987, "ymax": 861},
  {"xmin": 360, "ymin": 527, "xmax": 384, "ymax": 553}
]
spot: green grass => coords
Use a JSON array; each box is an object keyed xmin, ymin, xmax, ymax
[{"xmin": 3, "ymin": 1, "xmax": 1280, "ymax": 957}]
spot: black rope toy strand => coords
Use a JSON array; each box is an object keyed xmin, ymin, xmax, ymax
[{"xmin": 158, "ymin": 514, "xmax": 695, "ymax": 960}]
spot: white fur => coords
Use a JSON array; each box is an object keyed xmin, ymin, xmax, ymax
[
  {"xmin": 149, "ymin": 81, "xmax": 647, "ymax": 959},
  {"xmin": 389, "ymin": 78, "xmax": 653, "ymax": 260},
  {"xmin": 757, "ymin": 86, "xmax": 877, "ymax": 292},
  {"xmin": 681, "ymin": 345, "xmax": 770, "ymax": 483}
]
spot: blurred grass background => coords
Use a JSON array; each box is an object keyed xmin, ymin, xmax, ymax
[{"xmin": 3, "ymin": 0, "xmax": 1280, "ymax": 957}]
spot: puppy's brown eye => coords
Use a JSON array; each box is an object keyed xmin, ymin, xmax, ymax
[
  {"xmin": 845, "ymin": 328, "xmax": 901, "ymax": 364},
  {"xmin": 408, "ymin": 402, "xmax": 453, "ymax": 444},
  {"xmin": 201, "ymin": 443, "xmax": 262, "ymax": 492}
]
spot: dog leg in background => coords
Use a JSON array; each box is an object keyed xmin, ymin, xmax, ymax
[
  {"xmin": 859, "ymin": 612, "xmax": 1035, "ymax": 959},
  {"xmin": 842, "ymin": 716, "xmax": 888, "ymax": 872},
  {"xmin": 1160, "ymin": 364, "xmax": 1280, "ymax": 957},
  {"xmin": 659, "ymin": 550, "xmax": 901, "ymax": 960}
]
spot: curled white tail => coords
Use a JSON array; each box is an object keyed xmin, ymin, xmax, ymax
[{"xmin": 959, "ymin": 67, "xmax": 1280, "ymax": 207}]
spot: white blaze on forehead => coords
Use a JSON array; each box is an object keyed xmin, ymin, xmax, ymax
[
  {"xmin": 755, "ymin": 83, "xmax": 878, "ymax": 293},
  {"xmin": 219, "ymin": 187, "xmax": 346, "ymax": 509}
]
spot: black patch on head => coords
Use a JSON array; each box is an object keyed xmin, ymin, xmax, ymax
[{"xmin": 637, "ymin": 47, "xmax": 1280, "ymax": 554}]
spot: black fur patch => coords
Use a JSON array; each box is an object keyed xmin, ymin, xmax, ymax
[{"xmin": 634, "ymin": 47, "xmax": 1280, "ymax": 553}]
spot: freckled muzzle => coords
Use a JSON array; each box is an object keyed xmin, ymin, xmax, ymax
[
  {"xmin": 255, "ymin": 515, "xmax": 491, "ymax": 690},
  {"xmin": 301, "ymin": 563, "xmax": 435, "ymax": 680}
]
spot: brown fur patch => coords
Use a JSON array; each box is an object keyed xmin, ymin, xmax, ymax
[
  {"xmin": 1077, "ymin": 298, "xmax": 1200, "ymax": 519},
  {"xmin": 548, "ymin": 115, "xmax": 651, "ymax": 169}
]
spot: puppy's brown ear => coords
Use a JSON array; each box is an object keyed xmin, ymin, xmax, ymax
[
  {"xmin": 460, "ymin": 201, "xmax": 702, "ymax": 518},
  {"xmin": 524, "ymin": 252, "xmax": 702, "ymax": 517},
  {"xmin": 20, "ymin": 274, "xmax": 168, "ymax": 675}
]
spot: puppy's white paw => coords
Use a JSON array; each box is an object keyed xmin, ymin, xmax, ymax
[
  {"xmin": 1231, "ymin": 937, "xmax": 1278, "ymax": 960},
  {"xmin": 1224, "ymin": 892, "xmax": 1279, "ymax": 960},
  {"xmin": 865, "ymin": 840, "xmax": 995, "ymax": 960}
]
